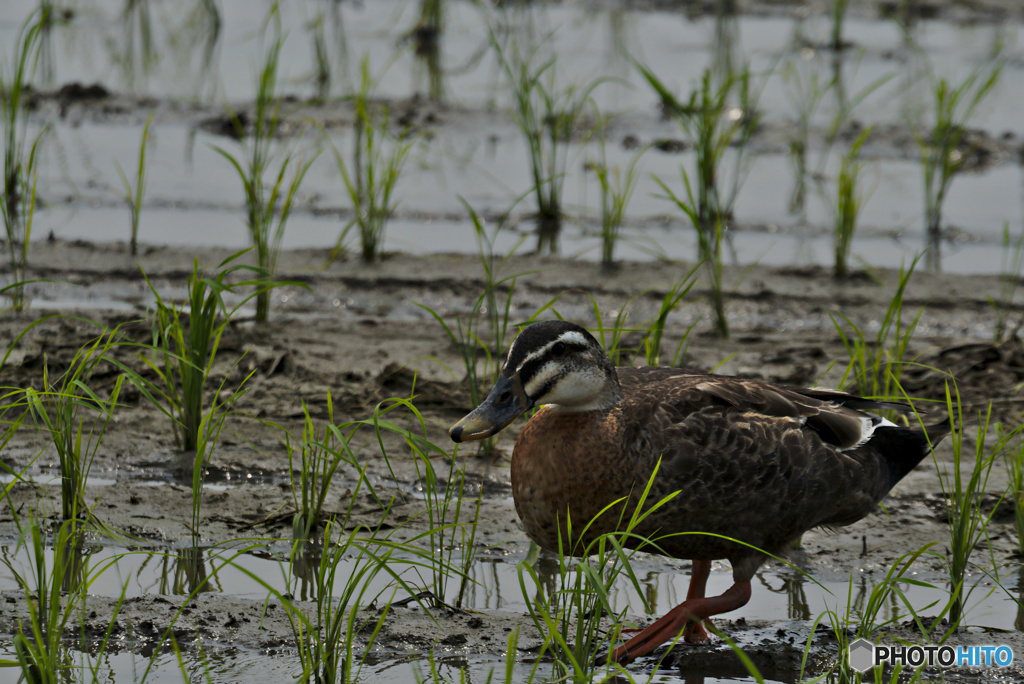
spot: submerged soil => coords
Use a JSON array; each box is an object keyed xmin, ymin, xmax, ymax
[{"xmin": 2, "ymin": 240, "xmax": 1024, "ymax": 680}]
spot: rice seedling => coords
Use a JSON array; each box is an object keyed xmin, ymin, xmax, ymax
[
  {"xmin": 781, "ymin": 55, "xmax": 830, "ymax": 215},
  {"xmin": 0, "ymin": 391, "xmax": 31, "ymax": 487},
  {"xmin": 832, "ymin": 127, "xmax": 873, "ymax": 279},
  {"xmin": 619, "ymin": 269, "xmax": 700, "ymax": 367},
  {"xmin": 187, "ymin": 363, "xmax": 254, "ymax": 544},
  {"xmin": 236, "ymin": 470, "xmax": 422, "ymax": 684},
  {"xmin": 309, "ymin": 14, "xmax": 331, "ymax": 102},
  {"xmin": 280, "ymin": 394, "xmax": 366, "ymax": 543},
  {"xmin": 6, "ymin": 518, "xmax": 81, "ymax": 681},
  {"xmin": 1, "ymin": 11, "xmax": 48, "ymax": 313},
  {"xmin": 914, "ymin": 62, "xmax": 1002, "ymax": 272},
  {"xmin": 183, "ymin": 0, "xmax": 222, "ymax": 101},
  {"xmin": 285, "ymin": 527, "xmax": 395, "ymax": 684},
  {"xmin": 354, "ymin": 393, "xmax": 480, "ymax": 610},
  {"xmin": 119, "ymin": 256, "xmax": 283, "ymax": 542},
  {"xmin": 418, "ymin": 201, "xmax": 552, "ymax": 455},
  {"xmin": 640, "ymin": 272, "xmax": 701, "ymax": 367},
  {"xmin": 1, "ymin": 512, "xmax": 131, "ymax": 684},
  {"xmin": 1005, "ymin": 431, "xmax": 1024, "ymax": 556},
  {"xmin": 830, "ymin": 0, "xmax": 850, "ymax": 51},
  {"xmin": 783, "ymin": 52, "xmax": 891, "ymax": 218},
  {"xmin": 642, "ymin": 63, "xmax": 762, "ymax": 339},
  {"xmin": 518, "ymin": 464, "xmax": 678, "ymax": 682},
  {"xmin": 410, "ymin": 0, "xmax": 445, "ymax": 101},
  {"xmin": 491, "ymin": 31, "xmax": 605, "ymax": 252},
  {"xmin": 988, "ymin": 223, "xmax": 1024, "ymax": 342},
  {"xmin": 583, "ymin": 267, "xmax": 700, "ymax": 370},
  {"xmin": 114, "ymin": 113, "xmax": 154, "ymax": 257},
  {"xmin": 640, "ymin": 64, "xmax": 759, "ymax": 262},
  {"xmin": 326, "ymin": 57, "xmax": 417, "ymax": 263},
  {"xmin": 656, "ymin": 174, "xmax": 730, "ymax": 339},
  {"xmin": 591, "ymin": 133, "xmax": 644, "ymax": 269},
  {"xmin": 410, "ymin": 430, "xmax": 481, "ymax": 610},
  {"xmin": 710, "ymin": 4, "xmax": 740, "ymax": 85},
  {"xmin": 117, "ymin": 0, "xmax": 157, "ymax": 90},
  {"xmin": 832, "ymin": 256, "xmax": 921, "ymax": 403},
  {"xmin": 585, "ymin": 293, "xmax": 636, "ymax": 367},
  {"xmin": 414, "ymin": 0, "xmax": 444, "ymax": 54},
  {"xmin": 214, "ymin": 8, "xmax": 319, "ymax": 321},
  {"xmin": 929, "ymin": 385, "xmax": 1018, "ymax": 627},
  {"xmin": 22, "ymin": 329, "xmax": 125, "ymax": 522},
  {"xmin": 279, "ymin": 389, "xmax": 476, "ymax": 615},
  {"xmin": 825, "ymin": 545, "xmax": 940, "ymax": 683},
  {"xmin": 127, "ymin": 253, "xmax": 272, "ymax": 452}
]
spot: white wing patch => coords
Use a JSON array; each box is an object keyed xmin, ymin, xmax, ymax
[{"xmin": 839, "ymin": 414, "xmax": 897, "ymax": 451}]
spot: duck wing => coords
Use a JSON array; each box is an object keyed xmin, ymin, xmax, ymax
[
  {"xmin": 615, "ymin": 371, "xmax": 940, "ymax": 571},
  {"xmin": 617, "ymin": 369, "xmax": 886, "ymax": 450}
]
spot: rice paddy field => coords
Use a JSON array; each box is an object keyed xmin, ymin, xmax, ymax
[{"xmin": 2, "ymin": 0, "xmax": 1024, "ymax": 682}]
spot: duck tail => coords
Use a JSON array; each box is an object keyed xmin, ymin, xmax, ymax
[{"xmin": 872, "ymin": 421, "xmax": 952, "ymax": 489}]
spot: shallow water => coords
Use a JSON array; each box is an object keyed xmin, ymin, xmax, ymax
[
  {"xmin": 0, "ymin": 643, "xmax": 770, "ymax": 684},
  {"xmin": 0, "ymin": 536, "xmax": 1019, "ymax": 682},
  {"xmin": 25, "ymin": 111, "xmax": 1024, "ymax": 274},
  {"xmin": 3, "ymin": 0, "xmax": 1022, "ymax": 275},
  {"xmin": 1, "ymin": 537, "xmax": 1018, "ymax": 628},
  {"xmin": 3, "ymin": 1, "xmax": 1022, "ymax": 124}
]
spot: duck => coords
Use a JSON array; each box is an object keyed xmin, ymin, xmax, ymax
[{"xmin": 448, "ymin": 320, "xmax": 949, "ymax": 665}]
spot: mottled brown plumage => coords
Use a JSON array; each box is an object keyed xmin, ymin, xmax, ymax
[
  {"xmin": 513, "ymin": 368, "xmax": 901, "ymax": 578},
  {"xmin": 449, "ymin": 321, "xmax": 949, "ymax": 664}
]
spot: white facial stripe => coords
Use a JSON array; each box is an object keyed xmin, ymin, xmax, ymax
[
  {"xmin": 514, "ymin": 330, "xmax": 590, "ymax": 374},
  {"xmin": 523, "ymin": 361, "xmax": 560, "ymax": 398},
  {"xmin": 504, "ymin": 334, "xmax": 522, "ymax": 372}
]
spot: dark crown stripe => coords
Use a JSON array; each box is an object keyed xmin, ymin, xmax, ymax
[
  {"xmin": 513, "ymin": 339, "xmax": 590, "ymax": 384},
  {"xmin": 505, "ymin": 321, "xmax": 597, "ymax": 370}
]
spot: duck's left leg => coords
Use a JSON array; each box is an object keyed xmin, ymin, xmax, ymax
[
  {"xmin": 682, "ymin": 559, "xmax": 712, "ymax": 642},
  {"xmin": 618, "ymin": 559, "xmax": 713, "ymax": 639},
  {"xmin": 599, "ymin": 580, "xmax": 752, "ymax": 666}
]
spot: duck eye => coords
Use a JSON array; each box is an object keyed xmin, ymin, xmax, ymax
[{"xmin": 552, "ymin": 342, "xmax": 566, "ymax": 357}]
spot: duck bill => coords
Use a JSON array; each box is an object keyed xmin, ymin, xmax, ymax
[{"xmin": 449, "ymin": 375, "xmax": 532, "ymax": 443}]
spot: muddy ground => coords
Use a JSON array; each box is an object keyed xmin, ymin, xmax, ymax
[{"xmin": 1, "ymin": 240, "xmax": 1024, "ymax": 680}]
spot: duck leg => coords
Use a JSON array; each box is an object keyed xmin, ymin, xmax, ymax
[
  {"xmin": 616, "ymin": 560, "xmax": 713, "ymax": 639},
  {"xmin": 600, "ymin": 580, "xmax": 752, "ymax": 666},
  {"xmin": 682, "ymin": 559, "xmax": 712, "ymax": 642}
]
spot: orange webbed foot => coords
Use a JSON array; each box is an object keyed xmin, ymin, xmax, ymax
[{"xmin": 597, "ymin": 582, "xmax": 751, "ymax": 666}]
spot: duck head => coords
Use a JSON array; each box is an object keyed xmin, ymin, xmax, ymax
[{"xmin": 449, "ymin": 320, "xmax": 621, "ymax": 442}]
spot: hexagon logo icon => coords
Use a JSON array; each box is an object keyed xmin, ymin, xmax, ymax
[{"xmin": 849, "ymin": 638, "xmax": 876, "ymax": 673}]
